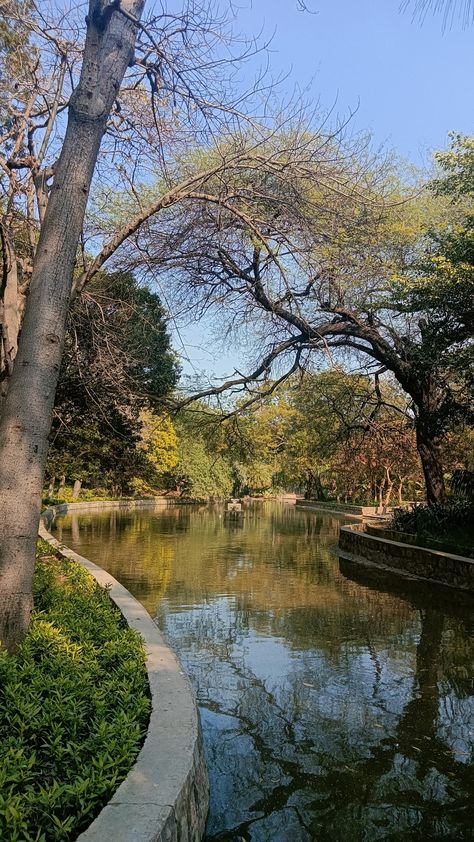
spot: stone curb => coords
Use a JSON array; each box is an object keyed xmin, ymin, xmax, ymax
[
  {"xmin": 295, "ymin": 502, "xmax": 362, "ymax": 519},
  {"xmin": 339, "ymin": 522, "xmax": 474, "ymax": 593},
  {"xmin": 40, "ymin": 502, "xmax": 209, "ymax": 842}
]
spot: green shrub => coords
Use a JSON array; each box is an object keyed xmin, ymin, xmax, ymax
[
  {"xmin": 42, "ymin": 487, "xmax": 112, "ymax": 507},
  {"xmin": 391, "ymin": 500, "xmax": 474, "ymax": 557},
  {"xmin": 0, "ymin": 541, "xmax": 151, "ymax": 841},
  {"xmin": 450, "ymin": 469, "xmax": 474, "ymax": 500}
]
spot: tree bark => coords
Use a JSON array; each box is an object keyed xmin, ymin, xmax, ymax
[
  {"xmin": 0, "ymin": 0, "xmax": 145, "ymax": 652},
  {"xmin": 72, "ymin": 479, "xmax": 82, "ymax": 499},
  {"xmin": 313, "ymin": 474, "xmax": 326, "ymax": 501},
  {"xmin": 384, "ymin": 467, "xmax": 394, "ymax": 508},
  {"xmin": 304, "ymin": 471, "xmax": 314, "ymax": 500},
  {"xmin": 47, "ymin": 476, "xmax": 56, "ymax": 500},
  {"xmin": 415, "ymin": 425, "xmax": 446, "ymax": 506},
  {"xmin": 377, "ymin": 477, "xmax": 385, "ymax": 511},
  {"xmin": 0, "ymin": 226, "xmax": 21, "ymax": 398},
  {"xmin": 397, "ymin": 476, "xmax": 405, "ymax": 506}
]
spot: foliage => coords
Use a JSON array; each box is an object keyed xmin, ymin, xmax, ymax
[
  {"xmin": 390, "ymin": 500, "xmax": 474, "ymax": 557},
  {"xmin": 165, "ymin": 412, "xmax": 233, "ymax": 499},
  {"xmin": 0, "ymin": 541, "xmax": 150, "ymax": 841},
  {"xmin": 219, "ymin": 371, "xmax": 424, "ymax": 504},
  {"xmin": 390, "ymin": 133, "xmax": 474, "ymax": 431},
  {"xmin": 41, "ymin": 487, "xmax": 112, "ymax": 507},
  {"xmin": 232, "ymin": 459, "xmax": 276, "ymax": 496},
  {"xmin": 46, "ymin": 271, "xmax": 179, "ymax": 495},
  {"xmin": 450, "ymin": 469, "xmax": 474, "ymax": 500},
  {"xmin": 137, "ymin": 411, "xmax": 178, "ymax": 482},
  {"xmin": 169, "ymin": 134, "xmax": 474, "ymax": 505}
]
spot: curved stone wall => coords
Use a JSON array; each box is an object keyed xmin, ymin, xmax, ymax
[
  {"xmin": 339, "ymin": 522, "xmax": 474, "ymax": 593},
  {"xmin": 296, "ymin": 500, "xmax": 378, "ymax": 517},
  {"xmin": 40, "ymin": 501, "xmax": 209, "ymax": 842}
]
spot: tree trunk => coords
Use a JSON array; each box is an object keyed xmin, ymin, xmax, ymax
[
  {"xmin": 58, "ymin": 475, "xmax": 66, "ymax": 497},
  {"xmin": 397, "ymin": 477, "xmax": 405, "ymax": 506},
  {"xmin": 305, "ymin": 471, "xmax": 315, "ymax": 500},
  {"xmin": 0, "ymin": 226, "xmax": 21, "ymax": 398},
  {"xmin": 0, "ymin": 1, "xmax": 145, "ymax": 652},
  {"xmin": 313, "ymin": 474, "xmax": 326, "ymax": 501},
  {"xmin": 416, "ymin": 425, "xmax": 446, "ymax": 506},
  {"xmin": 366, "ymin": 478, "xmax": 373, "ymax": 506},
  {"xmin": 72, "ymin": 479, "xmax": 82, "ymax": 500},
  {"xmin": 384, "ymin": 467, "xmax": 394, "ymax": 508},
  {"xmin": 378, "ymin": 478, "xmax": 385, "ymax": 511},
  {"xmin": 47, "ymin": 476, "xmax": 56, "ymax": 501}
]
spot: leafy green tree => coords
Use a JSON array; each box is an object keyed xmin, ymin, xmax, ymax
[
  {"xmin": 47, "ymin": 271, "xmax": 179, "ymax": 496},
  {"xmin": 166, "ymin": 421, "xmax": 233, "ymax": 500},
  {"xmin": 138, "ymin": 411, "xmax": 178, "ymax": 474}
]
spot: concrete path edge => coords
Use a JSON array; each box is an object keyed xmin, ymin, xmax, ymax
[{"xmin": 40, "ymin": 501, "xmax": 209, "ymax": 842}]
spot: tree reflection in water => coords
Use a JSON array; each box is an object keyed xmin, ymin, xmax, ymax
[{"xmin": 53, "ymin": 503, "xmax": 474, "ymax": 841}]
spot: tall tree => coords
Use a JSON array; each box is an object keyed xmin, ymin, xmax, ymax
[
  {"xmin": 171, "ymin": 135, "xmax": 473, "ymax": 506},
  {"xmin": 0, "ymin": 0, "xmax": 146, "ymax": 651},
  {"xmin": 47, "ymin": 270, "xmax": 179, "ymax": 495}
]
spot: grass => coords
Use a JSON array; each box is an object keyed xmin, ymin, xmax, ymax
[{"xmin": 0, "ymin": 540, "xmax": 151, "ymax": 842}]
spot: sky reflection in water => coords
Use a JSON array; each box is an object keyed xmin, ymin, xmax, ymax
[{"xmin": 53, "ymin": 502, "xmax": 474, "ymax": 841}]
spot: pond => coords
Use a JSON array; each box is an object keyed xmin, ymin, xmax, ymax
[{"xmin": 53, "ymin": 502, "xmax": 474, "ymax": 841}]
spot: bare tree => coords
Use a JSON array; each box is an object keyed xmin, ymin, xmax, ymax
[
  {"xmin": 138, "ymin": 148, "xmax": 471, "ymax": 507},
  {"xmin": 401, "ymin": 0, "xmax": 474, "ymax": 28}
]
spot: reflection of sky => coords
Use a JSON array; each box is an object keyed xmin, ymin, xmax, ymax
[
  {"xmin": 438, "ymin": 692, "xmax": 474, "ymax": 765},
  {"xmin": 165, "ymin": 602, "xmax": 418, "ymax": 754},
  {"xmin": 53, "ymin": 505, "xmax": 474, "ymax": 841},
  {"xmin": 162, "ymin": 594, "xmax": 473, "ymax": 839}
]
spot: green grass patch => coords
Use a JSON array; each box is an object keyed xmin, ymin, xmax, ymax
[{"xmin": 0, "ymin": 540, "xmax": 151, "ymax": 841}]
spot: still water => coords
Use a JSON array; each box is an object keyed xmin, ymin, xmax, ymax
[{"xmin": 53, "ymin": 502, "xmax": 474, "ymax": 841}]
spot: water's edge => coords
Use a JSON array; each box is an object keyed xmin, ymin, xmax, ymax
[{"xmin": 40, "ymin": 502, "xmax": 209, "ymax": 842}]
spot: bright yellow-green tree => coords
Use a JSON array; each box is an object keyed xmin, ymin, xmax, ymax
[{"xmin": 139, "ymin": 411, "xmax": 178, "ymax": 475}]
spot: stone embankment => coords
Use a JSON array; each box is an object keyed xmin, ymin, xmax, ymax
[
  {"xmin": 339, "ymin": 522, "xmax": 474, "ymax": 592},
  {"xmin": 296, "ymin": 500, "xmax": 378, "ymax": 517},
  {"xmin": 40, "ymin": 500, "xmax": 209, "ymax": 842}
]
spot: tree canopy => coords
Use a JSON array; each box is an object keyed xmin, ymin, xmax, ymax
[{"xmin": 169, "ymin": 133, "xmax": 474, "ymax": 505}]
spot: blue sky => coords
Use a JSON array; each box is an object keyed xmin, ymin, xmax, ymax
[{"xmin": 175, "ymin": 0, "xmax": 473, "ymax": 380}]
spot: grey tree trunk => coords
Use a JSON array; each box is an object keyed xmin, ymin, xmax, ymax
[
  {"xmin": 0, "ymin": 0, "xmax": 145, "ymax": 652},
  {"xmin": 72, "ymin": 479, "xmax": 82, "ymax": 500}
]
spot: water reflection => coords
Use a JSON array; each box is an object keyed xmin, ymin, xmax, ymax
[{"xmin": 53, "ymin": 503, "xmax": 474, "ymax": 841}]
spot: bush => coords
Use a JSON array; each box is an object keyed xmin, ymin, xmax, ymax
[
  {"xmin": 0, "ymin": 542, "xmax": 150, "ymax": 841},
  {"xmin": 450, "ymin": 469, "xmax": 474, "ymax": 500},
  {"xmin": 42, "ymin": 487, "xmax": 111, "ymax": 506},
  {"xmin": 391, "ymin": 499, "xmax": 474, "ymax": 557}
]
